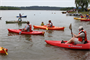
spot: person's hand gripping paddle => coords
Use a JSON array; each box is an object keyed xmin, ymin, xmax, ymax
[{"xmin": 69, "ymin": 23, "xmax": 73, "ymax": 37}]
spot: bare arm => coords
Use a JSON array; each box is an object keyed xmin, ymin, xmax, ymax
[{"xmin": 72, "ymin": 33, "xmax": 80, "ymax": 38}]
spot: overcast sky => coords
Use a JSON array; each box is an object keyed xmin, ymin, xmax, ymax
[{"xmin": 0, "ymin": 0, "xmax": 75, "ymax": 7}]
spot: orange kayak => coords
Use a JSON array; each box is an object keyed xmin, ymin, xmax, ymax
[
  {"xmin": 33, "ymin": 25, "xmax": 65, "ymax": 30},
  {"xmin": 0, "ymin": 47, "xmax": 8, "ymax": 54}
]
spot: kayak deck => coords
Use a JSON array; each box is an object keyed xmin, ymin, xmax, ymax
[
  {"xmin": 33, "ymin": 25, "xmax": 65, "ymax": 30},
  {"xmin": 45, "ymin": 40, "xmax": 90, "ymax": 50},
  {"xmin": 0, "ymin": 47, "xmax": 8, "ymax": 54},
  {"xmin": 74, "ymin": 17, "xmax": 86, "ymax": 20},
  {"xmin": 80, "ymin": 19, "xmax": 90, "ymax": 21},
  {"xmin": 8, "ymin": 29, "xmax": 45, "ymax": 35}
]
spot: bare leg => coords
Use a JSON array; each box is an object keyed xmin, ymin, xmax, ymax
[{"xmin": 65, "ymin": 37, "xmax": 75, "ymax": 44}]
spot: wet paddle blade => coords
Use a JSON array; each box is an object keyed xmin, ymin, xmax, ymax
[
  {"xmin": 46, "ymin": 28, "xmax": 48, "ymax": 30},
  {"xmin": 69, "ymin": 23, "xmax": 73, "ymax": 37},
  {"xmin": 69, "ymin": 24, "xmax": 72, "ymax": 30},
  {"xmin": 4, "ymin": 49, "xmax": 8, "ymax": 55}
]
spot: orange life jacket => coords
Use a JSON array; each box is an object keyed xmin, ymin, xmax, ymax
[
  {"xmin": 81, "ymin": 16, "xmax": 83, "ymax": 18},
  {"xmin": 29, "ymin": 24, "xmax": 32, "ymax": 32},
  {"xmin": 78, "ymin": 30, "xmax": 87, "ymax": 42}
]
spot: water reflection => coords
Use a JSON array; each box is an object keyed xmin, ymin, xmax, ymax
[
  {"xmin": 45, "ymin": 43, "xmax": 90, "ymax": 60},
  {"xmin": 18, "ymin": 23, "xmax": 22, "ymax": 27},
  {"xmin": 87, "ymin": 21, "xmax": 90, "ymax": 25},
  {"xmin": 46, "ymin": 30, "xmax": 53, "ymax": 37},
  {"xmin": 24, "ymin": 35, "xmax": 32, "ymax": 41},
  {"xmin": 6, "ymin": 23, "xmax": 23, "ymax": 27},
  {"xmin": 8, "ymin": 32, "xmax": 19, "ymax": 36}
]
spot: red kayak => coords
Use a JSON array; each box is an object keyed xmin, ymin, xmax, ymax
[
  {"xmin": 33, "ymin": 25, "xmax": 65, "ymax": 30},
  {"xmin": 0, "ymin": 47, "xmax": 8, "ymax": 54},
  {"xmin": 8, "ymin": 29, "xmax": 45, "ymax": 35},
  {"xmin": 80, "ymin": 19, "xmax": 90, "ymax": 21},
  {"xmin": 45, "ymin": 40, "xmax": 90, "ymax": 50}
]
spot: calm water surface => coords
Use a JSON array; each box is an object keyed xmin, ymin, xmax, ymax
[{"xmin": 0, "ymin": 10, "xmax": 90, "ymax": 60}]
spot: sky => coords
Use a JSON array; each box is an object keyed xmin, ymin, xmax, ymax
[{"xmin": 0, "ymin": 0, "xmax": 76, "ymax": 7}]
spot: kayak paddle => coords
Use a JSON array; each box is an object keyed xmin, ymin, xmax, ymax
[
  {"xmin": 69, "ymin": 23, "xmax": 73, "ymax": 37},
  {"xmin": 46, "ymin": 28, "xmax": 48, "ymax": 30}
]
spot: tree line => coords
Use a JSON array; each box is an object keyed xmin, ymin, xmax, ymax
[
  {"xmin": 0, "ymin": 0, "xmax": 90, "ymax": 11},
  {"xmin": 75, "ymin": 0, "xmax": 90, "ymax": 11},
  {"xmin": 0, "ymin": 6, "xmax": 20, "ymax": 10},
  {"xmin": 0, "ymin": 6, "xmax": 74, "ymax": 10}
]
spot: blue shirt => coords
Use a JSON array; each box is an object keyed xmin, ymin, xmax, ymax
[
  {"xmin": 25, "ymin": 25, "xmax": 30, "ymax": 32},
  {"xmin": 18, "ymin": 18, "xmax": 22, "ymax": 21},
  {"xmin": 49, "ymin": 23, "xmax": 53, "ymax": 27}
]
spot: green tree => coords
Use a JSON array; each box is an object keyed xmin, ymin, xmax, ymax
[{"xmin": 75, "ymin": 0, "xmax": 89, "ymax": 11}]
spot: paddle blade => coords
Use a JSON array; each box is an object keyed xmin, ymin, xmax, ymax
[
  {"xmin": 19, "ymin": 31, "xmax": 22, "ymax": 34},
  {"xmin": 4, "ymin": 49, "xmax": 8, "ymax": 55},
  {"xmin": 69, "ymin": 23, "xmax": 73, "ymax": 37},
  {"xmin": 46, "ymin": 28, "xmax": 48, "ymax": 30},
  {"xmin": 69, "ymin": 24, "xmax": 72, "ymax": 30}
]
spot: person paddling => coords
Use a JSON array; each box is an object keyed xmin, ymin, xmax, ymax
[
  {"xmin": 18, "ymin": 17, "xmax": 22, "ymax": 22},
  {"xmin": 19, "ymin": 13, "xmax": 22, "ymax": 18},
  {"xmin": 61, "ymin": 26, "xmax": 88, "ymax": 44},
  {"xmin": 22, "ymin": 22, "xmax": 32, "ymax": 32},
  {"xmin": 47, "ymin": 20, "xmax": 53, "ymax": 27},
  {"xmin": 81, "ymin": 15, "xmax": 84, "ymax": 18}
]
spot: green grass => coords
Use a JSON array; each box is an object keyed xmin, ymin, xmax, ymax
[{"xmin": 69, "ymin": 11, "xmax": 90, "ymax": 15}]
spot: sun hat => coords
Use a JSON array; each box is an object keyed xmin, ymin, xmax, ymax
[{"xmin": 78, "ymin": 26, "xmax": 83, "ymax": 30}]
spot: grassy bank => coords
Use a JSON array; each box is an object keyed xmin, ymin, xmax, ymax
[{"xmin": 69, "ymin": 11, "xmax": 90, "ymax": 15}]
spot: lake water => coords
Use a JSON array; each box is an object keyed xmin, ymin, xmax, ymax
[{"xmin": 0, "ymin": 10, "xmax": 90, "ymax": 60}]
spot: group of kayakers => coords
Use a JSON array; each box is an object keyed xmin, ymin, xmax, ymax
[
  {"xmin": 81, "ymin": 14, "xmax": 90, "ymax": 19},
  {"xmin": 41, "ymin": 20, "xmax": 53, "ymax": 27},
  {"xmin": 22, "ymin": 20, "xmax": 53, "ymax": 32},
  {"xmin": 23, "ymin": 19, "xmax": 88, "ymax": 45}
]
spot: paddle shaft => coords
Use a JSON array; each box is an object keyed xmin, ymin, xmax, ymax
[
  {"xmin": 71, "ymin": 29, "xmax": 73, "ymax": 37},
  {"xmin": 69, "ymin": 24, "xmax": 73, "ymax": 37},
  {"xmin": 1, "ymin": 47, "xmax": 8, "ymax": 55}
]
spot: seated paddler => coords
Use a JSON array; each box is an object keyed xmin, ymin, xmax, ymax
[
  {"xmin": 22, "ymin": 22, "xmax": 32, "ymax": 32},
  {"xmin": 61, "ymin": 26, "xmax": 88, "ymax": 44}
]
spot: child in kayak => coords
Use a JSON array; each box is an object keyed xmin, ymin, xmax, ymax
[
  {"xmin": 47, "ymin": 20, "xmax": 53, "ymax": 27},
  {"xmin": 41, "ymin": 22, "xmax": 44, "ymax": 26},
  {"xmin": 61, "ymin": 26, "xmax": 88, "ymax": 44}
]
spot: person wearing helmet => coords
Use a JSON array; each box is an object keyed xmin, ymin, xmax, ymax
[{"xmin": 61, "ymin": 26, "xmax": 88, "ymax": 44}]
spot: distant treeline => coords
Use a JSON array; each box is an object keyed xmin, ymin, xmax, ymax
[
  {"xmin": 19, "ymin": 6, "xmax": 62, "ymax": 10},
  {"xmin": 0, "ymin": 6, "xmax": 20, "ymax": 10},
  {"xmin": 0, "ymin": 6, "xmax": 75, "ymax": 10},
  {"xmin": 60, "ymin": 7, "xmax": 75, "ymax": 11}
]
